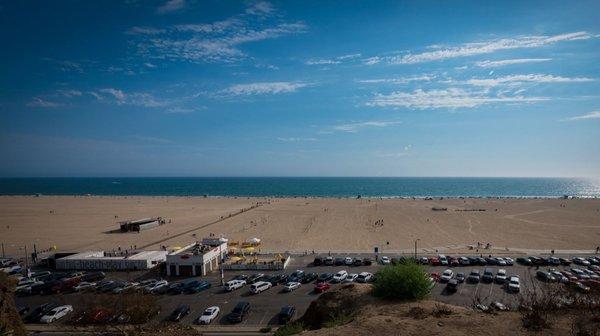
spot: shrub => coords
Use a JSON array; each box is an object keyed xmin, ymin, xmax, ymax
[
  {"xmin": 372, "ymin": 260, "xmax": 432, "ymax": 300},
  {"xmin": 274, "ymin": 321, "xmax": 305, "ymax": 336}
]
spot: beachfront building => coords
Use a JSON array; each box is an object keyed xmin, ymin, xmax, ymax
[
  {"xmin": 55, "ymin": 250, "xmax": 167, "ymax": 271},
  {"xmin": 166, "ymin": 237, "xmax": 228, "ymax": 277}
]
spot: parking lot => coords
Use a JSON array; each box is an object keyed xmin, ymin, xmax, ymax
[{"xmin": 13, "ymin": 253, "xmax": 599, "ymax": 330}]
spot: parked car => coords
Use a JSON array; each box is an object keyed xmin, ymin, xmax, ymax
[
  {"xmin": 344, "ymin": 257, "xmax": 353, "ymax": 265},
  {"xmin": 334, "ymin": 258, "xmax": 345, "ymax": 266},
  {"xmin": 419, "ymin": 257, "xmax": 429, "ymax": 265},
  {"xmin": 459, "ymin": 257, "xmax": 470, "ymax": 266},
  {"xmin": 17, "ymin": 306, "xmax": 29, "ymax": 316},
  {"xmin": 450, "ymin": 257, "xmax": 460, "ymax": 267},
  {"xmin": 516, "ymin": 257, "xmax": 531, "ymax": 265},
  {"xmin": 429, "ymin": 257, "xmax": 440, "ymax": 266},
  {"xmin": 247, "ymin": 273, "xmax": 265, "ymax": 284},
  {"xmin": 353, "ymin": 258, "xmax": 363, "ymax": 266},
  {"xmin": 82, "ymin": 272, "xmax": 105, "ymax": 282},
  {"xmin": 440, "ymin": 269, "xmax": 453, "ymax": 283},
  {"xmin": 314, "ymin": 282, "xmax": 331, "ymax": 293},
  {"xmin": 356, "ymin": 272, "xmax": 373, "ymax": 283},
  {"xmin": 232, "ymin": 274, "xmax": 249, "ymax": 282},
  {"xmin": 536, "ymin": 271, "xmax": 556, "ymax": 283},
  {"xmin": 266, "ymin": 274, "xmax": 288, "ymax": 286},
  {"xmin": 445, "ymin": 279, "xmax": 459, "ymax": 293},
  {"xmin": 301, "ymin": 272, "xmax": 318, "ymax": 283},
  {"xmin": 495, "ymin": 269, "xmax": 508, "ymax": 283},
  {"xmin": 169, "ymin": 305, "xmax": 190, "ymax": 322},
  {"xmin": 228, "ymin": 302, "xmax": 250, "ymax": 323},
  {"xmin": 476, "ymin": 257, "xmax": 487, "ymax": 266},
  {"xmin": 380, "ymin": 256, "xmax": 391, "ymax": 265},
  {"xmin": 332, "ymin": 270, "xmax": 348, "ymax": 282},
  {"xmin": 504, "ymin": 257, "xmax": 514, "ymax": 266},
  {"xmin": 278, "ymin": 306, "xmax": 296, "ymax": 324},
  {"xmin": 146, "ymin": 280, "xmax": 169, "ymax": 294},
  {"xmin": 40, "ymin": 305, "xmax": 73, "ymax": 323},
  {"xmin": 113, "ymin": 282, "xmax": 139, "ymax": 294},
  {"xmin": 73, "ymin": 281, "xmax": 96, "ymax": 292},
  {"xmin": 185, "ymin": 280, "xmax": 211, "ymax": 294},
  {"xmin": 317, "ymin": 273, "xmax": 333, "ymax": 283},
  {"xmin": 455, "ymin": 272, "xmax": 465, "ymax": 283},
  {"xmin": 225, "ymin": 280, "xmax": 246, "ymax": 291},
  {"xmin": 283, "ymin": 282, "xmax": 301, "ymax": 292},
  {"xmin": 363, "ymin": 258, "xmax": 373, "ymax": 266},
  {"xmin": 468, "ymin": 270, "xmax": 481, "ymax": 283},
  {"xmin": 495, "ymin": 257, "xmax": 507, "ymax": 266},
  {"xmin": 344, "ymin": 273, "xmax": 358, "ymax": 283},
  {"xmin": 508, "ymin": 276, "xmax": 520, "ymax": 293},
  {"xmin": 439, "ymin": 255, "xmax": 449, "ymax": 266},
  {"xmin": 25, "ymin": 303, "xmax": 58, "ymax": 323},
  {"xmin": 482, "ymin": 268, "xmax": 494, "ymax": 283},
  {"xmin": 547, "ymin": 257, "xmax": 561, "ymax": 266},
  {"xmin": 313, "ymin": 256, "xmax": 323, "ymax": 266},
  {"xmin": 250, "ymin": 281, "xmax": 272, "ymax": 294},
  {"xmin": 324, "ymin": 256, "xmax": 334, "ymax": 266},
  {"xmin": 197, "ymin": 306, "xmax": 219, "ymax": 325}
]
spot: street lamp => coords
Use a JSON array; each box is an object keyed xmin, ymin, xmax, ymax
[{"xmin": 414, "ymin": 239, "xmax": 420, "ymax": 260}]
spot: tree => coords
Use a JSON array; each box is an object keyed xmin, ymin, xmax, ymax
[{"xmin": 372, "ymin": 260, "xmax": 432, "ymax": 300}]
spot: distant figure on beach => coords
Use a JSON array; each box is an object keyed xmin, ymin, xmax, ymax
[
  {"xmin": 551, "ymin": 249, "xmax": 555, "ymax": 255},
  {"xmin": 596, "ymin": 246, "xmax": 599, "ymax": 254}
]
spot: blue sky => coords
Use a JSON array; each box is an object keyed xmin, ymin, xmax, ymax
[{"xmin": 0, "ymin": 0, "xmax": 599, "ymax": 177}]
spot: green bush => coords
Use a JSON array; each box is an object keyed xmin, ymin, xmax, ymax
[
  {"xmin": 274, "ymin": 321, "xmax": 305, "ymax": 336},
  {"xmin": 372, "ymin": 260, "xmax": 432, "ymax": 300}
]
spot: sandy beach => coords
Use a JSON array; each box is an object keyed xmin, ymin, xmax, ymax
[{"xmin": 0, "ymin": 196, "xmax": 599, "ymax": 256}]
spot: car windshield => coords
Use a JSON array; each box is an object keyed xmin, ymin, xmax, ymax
[{"xmin": 203, "ymin": 311, "xmax": 213, "ymax": 316}]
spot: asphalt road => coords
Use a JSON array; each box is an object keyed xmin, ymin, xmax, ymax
[{"xmin": 14, "ymin": 253, "xmax": 586, "ymax": 330}]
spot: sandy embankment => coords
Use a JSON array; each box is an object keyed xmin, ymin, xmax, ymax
[{"xmin": 0, "ymin": 196, "xmax": 599, "ymax": 255}]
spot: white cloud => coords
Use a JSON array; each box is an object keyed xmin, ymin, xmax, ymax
[
  {"xmin": 55, "ymin": 90, "xmax": 83, "ymax": 98},
  {"xmin": 338, "ymin": 53, "xmax": 361, "ymax": 60},
  {"xmin": 373, "ymin": 31, "xmax": 592, "ymax": 64},
  {"xmin": 246, "ymin": 1, "xmax": 275, "ymax": 16},
  {"xmin": 277, "ymin": 137, "xmax": 317, "ymax": 142},
  {"xmin": 332, "ymin": 120, "xmax": 402, "ymax": 133},
  {"xmin": 94, "ymin": 88, "xmax": 168, "ymax": 107},
  {"xmin": 357, "ymin": 75, "xmax": 435, "ymax": 84},
  {"xmin": 363, "ymin": 56, "xmax": 381, "ymax": 65},
  {"xmin": 166, "ymin": 106, "xmax": 205, "ymax": 114},
  {"xmin": 463, "ymin": 74, "xmax": 594, "ymax": 88},
  {"xmin": 223, "ymin": 82, "xmax": 309, "ymax": 96},
  {"xmin": 476, "ymin": 58, "xmax": 552, "ymax": 68},
  {"xmin": 305, "ymin": 53, "xmax": 361, "ymax": 65},
  {"xmin": 144, "ymin": 62, "xmax": 157, "ymax": 68},
  {"xmin": 368, "ymin": 88, "xmax": 547, "ymax": 109},
  {"xmin": 174, "ymin": 19, "xmax": 240, "ymax": 34},
  {"xmin": 156, "ymin": 0, "xmax": 185, "ymax": 14},
  {"xmin": 27, "ymin": 98, "xmax": 64, "ymax": 108},
  {"xmin": 565, "ymin": 111, "xmax": 600, "ymax": 121},
  {"xmin": 126, "ymin": 26, "xmax": 166, "ymax": 35}
]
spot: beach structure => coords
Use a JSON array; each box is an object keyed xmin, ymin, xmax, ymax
[
  {"xmin": 118, "ymin": 217, "xmax": 165, "ymax": 232},
  {"xmin": 165, "ymin": 237, "xmax": 228, "ymax": 277},
  {"xmin": 55, "ymin": 250, "xmax": 167, "ymax": 271}
]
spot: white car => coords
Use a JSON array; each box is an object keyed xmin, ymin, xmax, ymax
[
  {"xmin": 145, "ymin": 280, "xmax": 169, "ymax": 293},
  {"xmin": 344, "ymin": 273, "xmax": 358, "ymax": 283},
  {"xmin": 508, "ymin": 276, "xmax": 520, "ymax": 293},
  {"xmin": 113, "ymin": 282, "xmax": 139, "ymax": 294},
  {"xmin": 495, "ymin": 257, "xmax": 507, "ymax": 266},
  {"xmin": 495, "ymin": 269, "xmax": 507, "ymax": 283},
  {"xmin": 380, "ymin": 256, "xmax": 391, "ymax": 265},
  {"xmin": 332, "ymin": 270, "xmax": 348, "ymax": 282},
  {"xmin": 440, "ymin": 269, "xmax": 453, "ymax": 282},
  {"xmin": 40, "ymin": 305, "xmax": 73, "ymax": 323},
  {"xmin": 250, "ymin": 281, "xmax": 272, "ymax": 294},
  {"xmin": 197, "ymin": 306, "xmax": 219, "ymax": 325},
  {"xmin": 356, "ymin": 272, "xmax": 373, "ymax": 283},
  {"xmin": 73, "ymin": 281, "xmax": 96, "ymax": 292},
  {"xmin": 283, "ymin": 281, "xmax": 302, "ymax": 292},
  {"xmin": 344, "ymin": 257, "xmax": 353, "ymax": 266},
  {"xmin": 225, "ymin": 279, "xmax": 246, "ymax": 291}
]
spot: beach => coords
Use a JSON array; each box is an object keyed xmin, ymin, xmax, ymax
[{"xmin": 0, "ymin": 196, "xmax": 599, "ymax": 256}]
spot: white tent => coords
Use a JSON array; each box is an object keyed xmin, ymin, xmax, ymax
[{"xmin": 246, "ymin": 237, "xmax": 261, "ymax": 244}]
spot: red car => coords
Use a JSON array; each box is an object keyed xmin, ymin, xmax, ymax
[
  {"xmin": 314, "ymin": 282, "xmax": 331, "ymax": 293},
  {"xmin": 430, "ymin": 272, "xmax": 440, "ymax": 282},
  {"xmin": 429, "ymin": 257, "xmax": 440, "ymax": 266},
  {"xmin": 450, "ymin": 257, "xmax": 460, "ymax": 267},
  {"xmin": 90, "ymin": 309, "xmax": 112, "ymax": 324}
]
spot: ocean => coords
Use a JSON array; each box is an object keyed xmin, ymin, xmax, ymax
[{"xmin": 0, "ymin": 177, "xmax": 599, "ymax": 198}]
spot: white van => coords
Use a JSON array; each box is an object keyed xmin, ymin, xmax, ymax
[{"xmin": 250, "ymin": 281, "xmax": 272, "ymax": 294}]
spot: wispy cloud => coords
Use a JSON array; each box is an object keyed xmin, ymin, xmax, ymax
[
  {"xmin": 222, "ymin": 82, "xmax": 310, "ymax": 96},
  {"xmin": 55, "ymin": 90, "xmax": 83, "ymax": 98},
  {"xmin": 93, "ymin": 88, "xmax": 168, "ymax": 107},
  {"xmin": 131, "ymin": 135, "xmax": 174, "ymax": 144},
  {"xmin": 369, "ymin": 32, "xmax": 592, "ymax": 65},
  {"xmin": 27, "ymin": 97, "xmax": 64, "ymax": 108},
  {"xmin": 305, "ymin": 53, "xmax": 361, "ymax": 65},
  {"xmin": 476, "ymin": 58, "xmax": 552, "ymax": 68},
  {"xmin": 462, "ymin": 74, "xmax": 594, "ymax": 88},
  {"xmin": 130, "ymin": 3, "xmax": 307, "ymax": 63},
  {"xmin": 357, "ymin": 75, "xmax": 435, "ymax": 84},
  {"xmin": 156, "ymin": 0, "xmax": 185, "ymax": 14},
  {"xmin": 277, "ymin": 137, "xmax": 317, "ymax": 142},
  {"xmin": 565, "ymin": 111, "xmax": 600, "ymax": 121},
  {"xmin": 331, "ymin": 120, "xmax": 402, "ymax": 133},
  {"xmin": 378, "ymin": 145, "xmax": 413, "ymax": 158},
  {"xmin": 368, "ymin": 88, "xmax": 546, "ymax": 109}
]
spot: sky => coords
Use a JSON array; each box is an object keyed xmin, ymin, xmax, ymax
[{"xmin": 0, "ymin": 0, "xmax": 599, "ymax": 177}]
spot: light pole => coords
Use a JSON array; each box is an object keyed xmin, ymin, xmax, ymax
[{"xmin": 414, "ymin": 239, "xmax": 420, "ymax": 260}]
